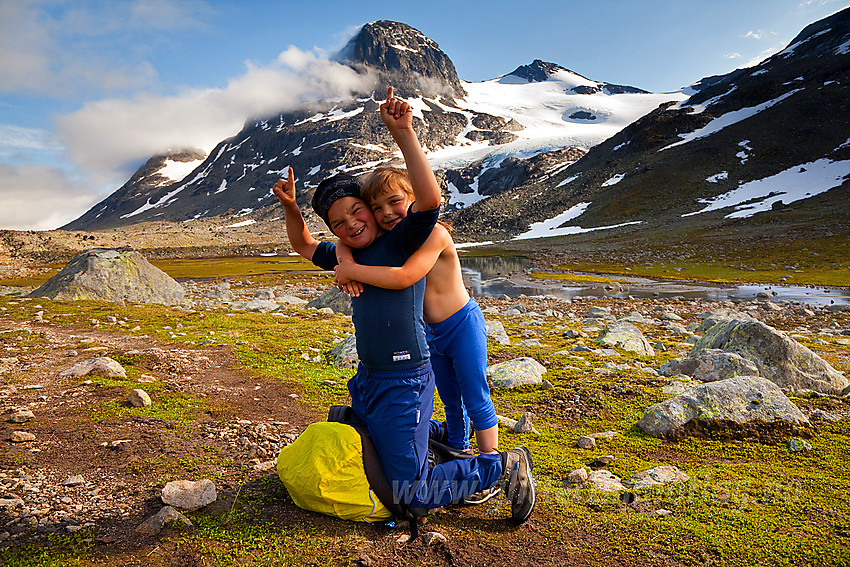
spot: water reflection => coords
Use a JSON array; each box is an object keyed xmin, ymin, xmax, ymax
[{"xmin": 459, "ymin": 256, "xmax": 850, "ymax": 306}]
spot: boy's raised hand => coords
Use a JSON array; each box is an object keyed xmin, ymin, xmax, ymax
[
  {"xmin": 272, "ymin": 167, "xmax": 297, "ymax": 208},
  {"xmin": 379, "ymin": 86, "xmax": 413, "ymax": 135}
]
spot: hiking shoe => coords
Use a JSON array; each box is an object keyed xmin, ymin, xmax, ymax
[
  {"xmin": 461, "ymin": 484, "xmax": 502, "ymax": 505},
  {"xmin": 501, "ymin": 446, "xmax": 536, "ymax": 524}
]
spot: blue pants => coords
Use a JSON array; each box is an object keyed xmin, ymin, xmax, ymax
[
  {"xmin": 348, "ymin": 361, "xmax": 502, "ymax": 508},
  {"xmin": 427, "ymin": 299, "xmax": 498, "ymax": 450}
]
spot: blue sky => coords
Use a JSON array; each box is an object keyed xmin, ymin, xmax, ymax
[{"xmin": 1, "ymin": 0, "xmax": 847, "ymax": 230}]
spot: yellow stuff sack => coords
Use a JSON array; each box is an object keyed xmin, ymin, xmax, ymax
[{"xmin": 276, "ymin": 421, "xmax": 392, "ymax": 522}]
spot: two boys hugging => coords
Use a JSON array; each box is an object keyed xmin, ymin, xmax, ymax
[{"xmin": 273, "ymin": 87, "xmax": 535, "ymax": 524}]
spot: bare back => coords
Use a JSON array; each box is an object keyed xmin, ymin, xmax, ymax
[{"xmin": 422, "ymin": 225, "xmax": 470, "ymax": 324}]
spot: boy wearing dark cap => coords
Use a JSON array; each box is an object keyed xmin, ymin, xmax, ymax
[{"xmin": 273, "ymin": 88, "xmax": 535, "ymax": 524}]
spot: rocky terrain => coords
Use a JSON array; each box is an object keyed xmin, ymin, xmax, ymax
[{"xmin": 1, "ymin": 266, "xmax": 849, "ymax": 565}]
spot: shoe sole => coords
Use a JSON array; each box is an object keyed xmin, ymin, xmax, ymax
[
  {"xmin": 507, "ymin": 447, "xmax": 536, "ymax": 524},
  {"xmin": 461, "ymin": 485, "xmax": 502, "ymax": 506}
]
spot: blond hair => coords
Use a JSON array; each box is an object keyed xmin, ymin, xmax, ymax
[
  {"xmin": 361, "ymin": 166, "xmax": 452, "ymax": 232},
  {"xmin": 361, "ymin": 166, "xmax": 414, "ymax": 203}
]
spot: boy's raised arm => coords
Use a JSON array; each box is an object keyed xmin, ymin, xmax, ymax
[
  {"xmin": 273, "ymin": 167, "xmax": 320, "ymax": 261},
  {"xmin": 380, "ymin": 86, "xmax": 441, "ymax": 213}
]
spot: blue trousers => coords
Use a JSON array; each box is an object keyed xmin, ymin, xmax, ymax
[
  {"xmin": 427, "ymin": 299, "xmax": 498, "ymax": 450},
  {"xmin": 348, "ymin": 361, "xmax": 502, "ymax": 508}
]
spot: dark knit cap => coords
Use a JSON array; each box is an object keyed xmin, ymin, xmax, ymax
[{"xmin": 311, "ymin": 173, "xmax": 362, "ymax": 229}]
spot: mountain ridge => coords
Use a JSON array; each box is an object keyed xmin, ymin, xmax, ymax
[
  {"xmin": 61, "ymin": 20, "xmax": 680, "ymax": 232},
  {"xmin": 62, "ymin": 11, "xmax": 850, "ymax": 256}
]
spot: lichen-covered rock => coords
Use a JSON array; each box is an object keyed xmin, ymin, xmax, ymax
[
  {"xmin": 626, "ymin": 466, "xmax": 689, "ymax": 490},
  {"xmin": 486, "ymin": 320, "xmax": 510, "ymax": 345},
  {"xmin": 691, "ymin": 318, "xmax": 848, "ymax": 395},
  {"xmin": 586, "ymin": 470, "xmax": 625, "ymax": 492},
  {"xmin": 488, "ymin": 357, "xmax": 546, "ymax": 388},
  {"xmin": 659, "ymin": 349, "xmax": 760, "ymax": 382},
  {"xmin": 696, "ymin": 308, "xmax": 755, "ymax": 333},
  {"xmin": 595, "ymin": 321, "xmax": 655, "ymax": 356},
  {"xmin": 30, "ymin": 248, "xmax": 186, "ymax": 306},
  {"xmin": 306, "ymin": 287, "xmax": 351, "ymax": 315},
  {"xmin": 638, "ymin": 376, "xmax": 810, "ymax": 439},
  {"xmin": 60, "ymin": 357, "xmax": 126, "ymax": 379},
  {"xmin": 331, "ymin": 334, "xmax": 358, "ymax": 368}
]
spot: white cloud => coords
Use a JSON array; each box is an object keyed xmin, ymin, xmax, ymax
[
  {"xmin": 743, "ymin": 30, "xmax": 765, "ymax": 40},
  {"xmin": 0, "ymin": 0, "xmax": 207, "ymax": 96},
  {"xmin": 0, "ymin": 124, "xmax": 63, "ymax": 151},
  {"xmin": 55, "ymin": 47, "xmax": 375, "ymax": 187},
  {"xmin": 726, "ymin": 52, "xmax": 743, "ymax": 59},
  {"xmin": 0, "ymin": 163, "xmax": 99, "ymax": 230}
]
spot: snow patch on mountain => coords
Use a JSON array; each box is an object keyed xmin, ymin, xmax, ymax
[
  {"xmin": 157, "ymin": 158, "xmax": 205, "ymax": 184},
  {"xmin": 662, "ymin": 90, "xmax": 802, "ymax": 151},
  {"xmin": 683, "ymin": 158, "xmax": 850, "ymax": 219}
]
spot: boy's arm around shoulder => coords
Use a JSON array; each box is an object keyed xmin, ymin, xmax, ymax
[
  {"xmin": 335, "ymin": 224, "xmax": 450, "ymax": 290},
  {"xmin": 273, "ymin": 167, "xmax": 320, "ymax": 261}
]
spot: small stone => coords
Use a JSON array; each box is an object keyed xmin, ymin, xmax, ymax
[
  {"xmin": 10, "ymin": 431, "xmax": 36, "ymax": 443},
  {"xmin": 788, "ymin": 438, "xmax": 812, "ymax": 452},
  {"xmin": 577, "ymin": 435, "xmax": 596, "ymax": 449},
  {"xmin": 421, "ymin": 531, "xmax": 447, "ymax": 546},
  {"xmin": 129, "ymin": 389, "xmax": 152, "ymax": 407},
  {"xmin": 595, "ymin": 455, "xmax": 615, "ymax": 465},
  {"xmin": 162, "ymin": 479, "xmax": 217, "ymax": 511},
  {"xmin": 9, "ymin": 410, "xmax": 35, "ymax": 423},
  {"xmin": 656, "ymin": 508, "xmax": 673, "ymax": 516},
  {"xmin": 396, "ymin": 534, "xmax": 411, "ymax": 544},
  {"xmin": 540, "ymin": 380, "xmax": 554, "ymax": 391},
  {"xmin": 567, "ymin": 468, "xmax": 588, "ymax": 484},
  {"xmin": 513, "ymin": 412, "xmax": 539, "ymax": 434},
  {"xmin": 62, "ymin": 475, "xmax": 85, "ymax": 486},
  {"xmin": 135, "ymin": 506, "xmax": 193, "ymax": 535}
]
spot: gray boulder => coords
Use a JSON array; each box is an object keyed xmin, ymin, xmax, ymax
[
  {"xmin": 488, "ymin": 357, "xmax": 546, "ymax": 388},
  {"xmin": 595, "ymin": 322, "xmax": 655, "ymax": 356},
  {"xmin": 696, "ymin": 308, "xmax": 754, "ymax": 333},
  {"xmin": 638, "ymin": 376, "xmax": 810, "ymax": 439},
  {"xmin": 659, "ymin": 349, "xmax": 760, "ymax": 382},
  {"xmin": 331, "ymin": 334, "xmax": 358, "ymax": 368},
  {"xmin": 306, "ymin": 287, "xmax": 352, "ymax": 315},
  {"xmin": 30, "ymin": 248, "xmax": 185, "ymax": 306},
  {"xmin": 625, "ymin": 465, "xmax": 689, "ymax": 490},
  {"xmin": 60, "ymin": 357, "xmax": 126, "ymax": 379},
  {"xmin": 486, "ymin": 320, "xmax": 511, "ymax": 345},
  {"xmin": 692, "ymin": 319, "xmax": 848, "ymax": 395}
]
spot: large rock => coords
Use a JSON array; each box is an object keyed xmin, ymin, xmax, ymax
[
  {"xmin": 595, "ymin": 322, "xmax": 655, "ymax": 356},
  {"xmin": 691, "ymin": 319, "xmax": 848, "ymax": 395},
  {"xmin": 30, "ymin": 248, "xmax": 185, "ymax": 306},
  {"xmin": 659, "ymin": 349, "xmax": 760, "ymax": 382},
  {"xmin": 59, "ymin": 357, "xmax": 127, "ymax": 379},
  {"xmin": 488, "ymin": 357, "xmax": 546, "ymax": 388},
  {"xmin": 306, "ymin": 287, "xmax": 352, "ymax": 315},
  {"xmin": 696, "ymin": 308, "xmax": 755, "ymax": 333},
  {"xmin": 638, "ymin": 376, "xmax": 810, "ymax": 439}
]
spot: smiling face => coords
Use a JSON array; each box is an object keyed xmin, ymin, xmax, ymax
[
  {"xmin": 327, "ymin": 196, "xmax": 380, "ymax": 248},
  {"xmin": 370, "ymin": 187, "xmax": 412, "ymax": 231}
]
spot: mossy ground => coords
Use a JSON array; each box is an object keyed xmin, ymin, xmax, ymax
[{"xmin": 1, "ymin": 264, "xmax": 849, "ymax": 566}]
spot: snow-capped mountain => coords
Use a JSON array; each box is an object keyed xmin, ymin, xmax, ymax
[
  {"xmin": 449, "ymin": 6, "xmax": 850, "ymax": 243},
  {"xmin": 62, "ymin": 21, "xmax": 683, "ymax": 231}
]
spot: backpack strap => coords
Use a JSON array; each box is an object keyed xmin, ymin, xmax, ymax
[{"xmin": 327, "ymin": 405, "xmax": 432, "ymax": 539}]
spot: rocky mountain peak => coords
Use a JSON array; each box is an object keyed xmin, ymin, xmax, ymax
[
  {"xmin": 508, "ymin": 59, "xmax": 571, "ymax": 83},
  {"xmin": 337, "ymin": 20, "xmax": 465, "ymax": 99}
]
